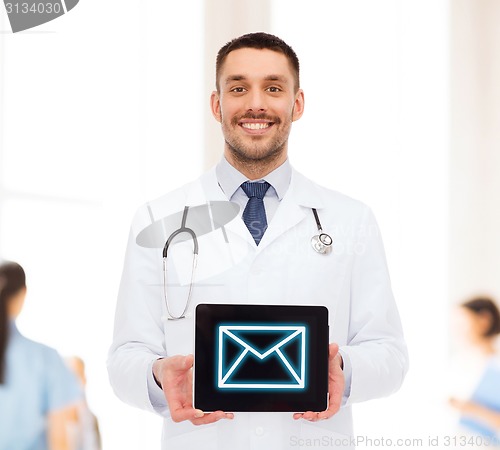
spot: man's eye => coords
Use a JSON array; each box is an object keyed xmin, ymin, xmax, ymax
[
  {"xmin": 266, "ymin": 86, "xmax": 282, "ymax": 93},
  {"xmin": 231, "ymin": 87, "xmax": 246, "ymax": 93}
]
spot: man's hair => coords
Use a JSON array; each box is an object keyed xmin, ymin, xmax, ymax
[{"xmin": 215, "ymin": 32, "xmax": 300, "ymax": 92}]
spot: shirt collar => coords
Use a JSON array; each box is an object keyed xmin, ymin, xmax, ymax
[
  {"xmin": 216, "ymin": 156, "xmax": 292, "ymax": 200},
  {"xmin": 9, "ymin": 320, "xmax": 19, "ymax": 336}
]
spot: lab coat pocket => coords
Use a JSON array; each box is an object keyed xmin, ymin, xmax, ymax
[
  {"xmin": 285, "ymin": 253, "xmax": 348, "ymax": 309},
  {"xmin": 297, "ymin": 409, "xmax": 354, "ymax": 450}
]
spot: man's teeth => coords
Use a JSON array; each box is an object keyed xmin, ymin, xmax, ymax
[{"xmin": 241, "ymin": 122, "xmax": 270, "ymax": 130}]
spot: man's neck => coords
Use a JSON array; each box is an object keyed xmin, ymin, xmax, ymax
[{"xmin": 224, "ymin": 150, "xmax": 287, "ymax": 180}]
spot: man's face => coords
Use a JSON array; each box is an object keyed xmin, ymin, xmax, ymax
[{"xmin": 211, "ymin": 48, "xmax": 304, "ymax": 166}]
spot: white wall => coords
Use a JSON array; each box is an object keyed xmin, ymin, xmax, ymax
[{"xmin": 449, "ymin": 0, "xmax": 500, "ymax": 305}]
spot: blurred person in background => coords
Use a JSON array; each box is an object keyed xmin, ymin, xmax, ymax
[
  {"xmin": 66, "ymin": 356, "xmax": 102, "ymax": 450},
  {"xmin": 0, "ymin": 261, "xmax": 81, "ymax": 450},
  {"xmin": 449, "ymin": 297, "xmax": 500, "ymax": 443}
]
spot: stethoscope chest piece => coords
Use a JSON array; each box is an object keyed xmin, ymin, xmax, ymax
[
  {"xmin": 311, "ymin": 233, "xmax": 333, "ymax": 254},
  {"xmin": 311, "ymin": 208, "xmax": 333, "ymax": 255}
]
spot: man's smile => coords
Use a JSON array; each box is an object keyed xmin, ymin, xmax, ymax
[
  {"xmin": 237, "ymin": 118, "xmax": 276, "ymax": 134},
  {"xmin": 241, "ymin": 122, "xmax": 272, "ymax": 130}
]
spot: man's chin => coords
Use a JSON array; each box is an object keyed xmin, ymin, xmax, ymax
[{"xmin": 227, "ymin": 147, "xmax": 285, "ymax": 164}]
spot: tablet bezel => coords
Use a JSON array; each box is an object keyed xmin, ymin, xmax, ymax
[{"xmin": 193, "ymin": 303, "xmax": 329, "ymax": 413}]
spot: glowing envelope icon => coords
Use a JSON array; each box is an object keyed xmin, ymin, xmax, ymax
[
  {"xmin": 218, "ymin": 325, "xmax": 306, "ymax": 389},
  {"xmin": 4, "ymin": 0, "xmax": 79, "ymax": 33}
]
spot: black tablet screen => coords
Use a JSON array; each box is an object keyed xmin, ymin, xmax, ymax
[{"xmin": 194, "ymin": 304, "xmax": 329, "ymax": 412}]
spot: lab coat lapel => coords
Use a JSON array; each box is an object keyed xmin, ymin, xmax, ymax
[
  {"xmin": 257, "ymin": 194, "xmax": 306, "ymax": 251},
  {"xmin": 184, "ymin": 168, "xmax": 225, "ymax": 205},
  {"xmin": 257, "ymin": 169, "xmax": 326, "ymax": 252},
  {"xmin": 185, "ymin": 168, "xmax": 256, "ymax": 247},
  {"xmin": 184, "ymin": 167, "xmax": 328, "ymax": 250}
]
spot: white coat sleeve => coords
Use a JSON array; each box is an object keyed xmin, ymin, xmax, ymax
[
  {"xmin": 107, "ymin": 220, "xmax": 170, "ymax": 417},
  {"xmin": 340, "ymin": 206, "xmax": 409, "ymax": 405}
]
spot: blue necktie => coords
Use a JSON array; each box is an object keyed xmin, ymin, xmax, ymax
[{"xmin": 241, "ymin": 181, "xmax": 271, "ymax": 245}]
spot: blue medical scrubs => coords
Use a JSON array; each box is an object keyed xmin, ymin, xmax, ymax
[
  {"xmin": 0, "ymin": 322, "xmax": 81, "ymax": 450},
  {"xmin": 460, "ymin": 359, "xmax": 500, "ymax": 444}
]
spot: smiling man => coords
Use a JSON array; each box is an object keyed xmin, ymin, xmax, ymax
[
  {"xmin": 108, "ymin": 33, "xmax": 408, "ymax": 450},
  {"xmin": 212, "ymin": 45, "xmax": 303, "ymax": 179}
]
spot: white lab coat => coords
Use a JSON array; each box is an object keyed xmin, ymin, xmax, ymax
[{"xmin": 108, "ymin": 167, "xmax": 408, "ymax": 450}]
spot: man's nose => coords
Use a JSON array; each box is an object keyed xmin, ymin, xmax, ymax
[{"xmin": 245, "ymin": 90, "xmax": 267, "ymax": 112}]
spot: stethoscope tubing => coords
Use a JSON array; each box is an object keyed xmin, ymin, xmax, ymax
[
  {"xmin": 163, "ymin": 206, "xmax": 199, "ymax": 320},
  {"xmin": 162, "ymin": 206, "xmax": 333, "ymax": 320}
]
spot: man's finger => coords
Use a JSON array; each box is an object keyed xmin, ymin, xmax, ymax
[
  {"xmin": 317, "ymin": 410, "xmax": 335, "ymax": 420},
  {"xmin": 165, "ymin": 354, "xmax": 193, "ymax": 375},
  {"xmin": 329, "ymin": 343, "xmax": 339, "ymax": 361},
  {"xmin": 190, "ymin": 411, "xmax": 234, "ymax": 426},
  {"xmin": 183, "ymin": 354, "xmax": 194, "ymax": 369},
  {"xmin": 170, "ymin": 407, "xmax": 205, "ymax": 423},
  {"xmin": 293, "ymin": 411, "xmax": 318, "ymax": 421}
]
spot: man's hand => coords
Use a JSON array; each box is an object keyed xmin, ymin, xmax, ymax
[
  {"xmin": 293, "ymin": 343, "xmax": 344, "ymax": 421},
  {"xmin": 153, "ymin": 355, "xmax": 234, "ymax": 425}
]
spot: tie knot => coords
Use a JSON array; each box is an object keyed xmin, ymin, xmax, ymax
[{"xmin": 241, "ymin": 181, "xmax": 271, "ymax": 200}]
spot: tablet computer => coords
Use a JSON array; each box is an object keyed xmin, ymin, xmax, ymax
[{"xmin": 194, "ymin": 303, "xmax": 329, "ymax": 412}]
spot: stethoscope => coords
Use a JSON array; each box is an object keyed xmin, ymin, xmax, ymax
[
  {"xmin": 310, "ymin": 208, "xmax": 333, "ymax": 255},
  {"xmin": 162, "ymin": 206, "xmax": 198, "ymax": 321},
  {"xmin": 162, "ymin": 206, "xmax": 333, "ymax": 320}
]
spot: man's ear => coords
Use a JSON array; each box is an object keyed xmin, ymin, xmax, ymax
[
  {"xmin": 210, "ymin": 91, "xmax": 222, "ymax": 123},
  {"xmin": 292, "ymin": 89, "xmax": 305, "ymax": 122}
]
